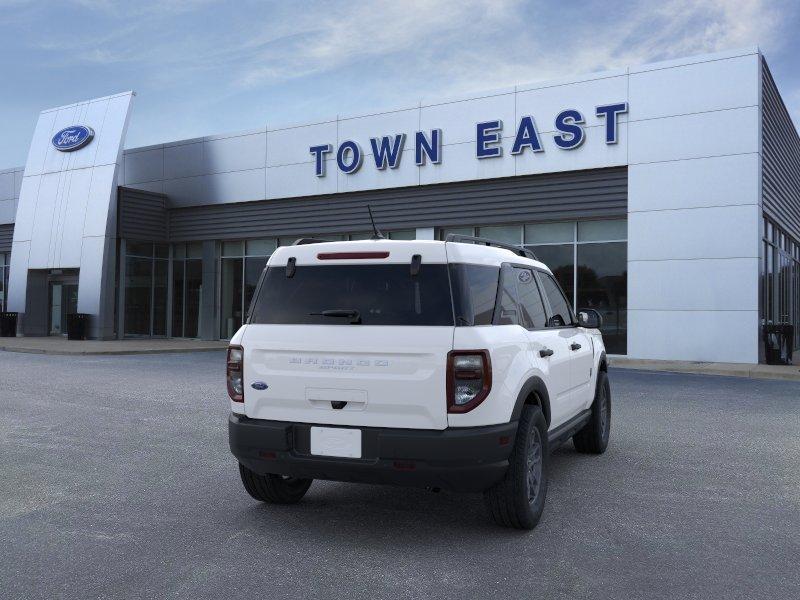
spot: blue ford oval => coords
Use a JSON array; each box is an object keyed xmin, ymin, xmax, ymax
[{"xmin": 51, "ymin": 125, "xmax": 95, "ymax": 152}]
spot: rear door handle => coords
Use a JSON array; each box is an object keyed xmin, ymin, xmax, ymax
[
  {"xmin": 570, "ymin": 343, "xmax": 582, "ymax": 351},
  {"xmin": 539, "ymin": 348, "xmax": 554, "ymax": 357}
]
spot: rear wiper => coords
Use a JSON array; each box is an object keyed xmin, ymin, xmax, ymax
[{"xmin": 309, "ymin": 309, "xmax": 362, "ymax": 324}]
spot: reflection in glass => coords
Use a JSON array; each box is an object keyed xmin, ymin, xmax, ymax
[
  {"xmin": 124, "ymin": 256, "xmax": 152, "ymax": 336},
  {"xmin": 526, "ymin": 244, "xmax": 574, "ymax": 305},
  {"xmin": 220, "ymin": 257, "xmax": 243, "ymax": 339},
  {"xmin": 152, "ymin": 259, "xmax": 168, "ymax": 336},
  {"xmin": 244, "ymin": 257, "xmax": 268, "ymax": 320},
  {"xmin": 577, "ymin": 242, "xmax": 627, "ymax": 354}
]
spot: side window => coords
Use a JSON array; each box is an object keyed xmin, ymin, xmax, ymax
[
  {"xmin": 493, "ymin": 265, "xmax": 519, "ymax": 326},
  {"xmin": 539, "ymin": 271, "xmax": 575, "ymax": 327},
  {"xmin": 514, "ymin": 267, "xmax": 547, "ymax": 329}
]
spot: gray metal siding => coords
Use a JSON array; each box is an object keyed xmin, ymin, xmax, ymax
[
  {"xmin": 762, "ymin": 59, "xmax": 800, "ymax": 241},
  {"xmin": 168, "ymin": 167, "xmax": 627, "ymax": 241},
  {"xmin": 0, "ymin": 223, "xmax": 13, "ymax": 252},
  {"xmin": 118, "ymin": 187, "xmax": 168, "ymax": 241}
]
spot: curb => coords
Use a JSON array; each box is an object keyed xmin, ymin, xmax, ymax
[
  {"xmin": 609, "ymin": 359, "xmax": 800, "ymax": 382},
  {"xmin": 0, "ymin": 346, "xmax": 227, "ymax": 356}
]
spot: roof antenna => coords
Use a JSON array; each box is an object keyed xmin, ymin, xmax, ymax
[{"xmin": 367, "ymin": 205, "xmax": 385, "ymax": 240}]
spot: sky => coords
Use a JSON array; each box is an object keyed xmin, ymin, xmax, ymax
[{"xmin": 0, "ymin": 0, "xmax": 798, "ymax": 167}]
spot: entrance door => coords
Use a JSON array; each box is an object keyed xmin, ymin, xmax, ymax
[{"xmin": 48, "ymin": 275, "xmax": 78, "ymax": 336}]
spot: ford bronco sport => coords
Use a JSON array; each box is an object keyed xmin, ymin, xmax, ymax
[{"xmin": 227, "ymin": 235, "xmax": 610, "ymax": 529}]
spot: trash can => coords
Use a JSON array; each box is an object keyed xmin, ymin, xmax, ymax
[
  {"xmin": 0, "ymin": 312, "xmax": 17, "ymax": 337},
  {"xmin": 763, "ymin": 324, "xmax": 794, "ymax": 365},
  {"xmin": 66, "ymin": 313, "xmax": 89, "ymax": 341}
]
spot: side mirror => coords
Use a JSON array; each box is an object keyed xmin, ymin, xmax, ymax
[{"xmin": 578, "ymin": 309, "xmax": 603, "ymax": 329}]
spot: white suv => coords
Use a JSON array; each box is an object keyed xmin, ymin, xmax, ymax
[{"xmin": 227, "ymin": 235, "xmax": 610, "ymax": 529}]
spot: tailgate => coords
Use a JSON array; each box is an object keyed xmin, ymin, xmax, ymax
[{"xmin": 242, "ymin": 325, "xmax": 453, "ymax": 430}]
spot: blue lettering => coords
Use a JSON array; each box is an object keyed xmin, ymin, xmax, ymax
[
  {"xmin": 476, "ymin": 120, "xmax": 503, "ymax": 158},
  {"xmin": 596, "ymin": 102, "xmax": 628, "ymax": 144},
  {"xmin": 511, "ymin": 116, "xmax": 543, "ymax": 155},
  {"xmin": 336, "ymin": 140, "xmax": 363, "ymax": 174},
  {"xmin": 415, "ymin": 129, "xmax": 442, "ymax": 166},
  {"xmin": 553, "ymin": 110, "xmax": 585, "ymax": 149},
  {"xmin": 309, "ymin": 144, "xmax": 332, "ymax": 177},
  {"xmin": 370, "ymin": 134, "xmax": 406, "ymax": 169}
]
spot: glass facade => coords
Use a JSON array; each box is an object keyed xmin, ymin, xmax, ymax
[
  {"xmin": 220, "ymin": 239, "xmax": 276, "ymax": 339},
  {"xmin": 123, "ymin": 242, "xmax": 169, "ymax": 337},
  {"xmin": 441, "ymin": 219, "xmax": 628, "ymax": 354},
  {"xmin": 172, "ymin": 242, "xmax": 203, "ymax": 338},
  {"xmin": 0, "ymin": 253, "xmax": 8, "ymax": 311},
  {"xmin": 762, "ymin": 217, "xmax": 800, "ymax": 352}
]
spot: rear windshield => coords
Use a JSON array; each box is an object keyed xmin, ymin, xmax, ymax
[{"xmin": 249, "ymin": 264, "xmax": 454, "ymax": 326}]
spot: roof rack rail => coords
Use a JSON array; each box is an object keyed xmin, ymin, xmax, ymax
[
  {"xmin": 444, "ymin": 234, "xmax": 538, "ymax": 261},
  {"xmin": 292, "ymin": 237, "xmax": 333, "ymax": 246}
]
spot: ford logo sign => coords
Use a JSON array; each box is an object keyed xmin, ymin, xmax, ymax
[{"xmin": 51, "ymin": 125, "xmax": 94, "ymax": 152}]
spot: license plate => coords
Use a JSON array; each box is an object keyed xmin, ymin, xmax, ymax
[{"xmin": 310, "ymin": 426, "xmax": 362, "ymax": 458}]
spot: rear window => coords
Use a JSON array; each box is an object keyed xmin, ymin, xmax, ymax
[{"xmin": 249, "ymin": 264, "xmax": 454, "ymax": 326}]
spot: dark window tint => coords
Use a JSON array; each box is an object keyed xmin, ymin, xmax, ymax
[
  {"xmin": 526, "ymin": 244, "xmax": 574, "ymax": 304},
  {"xmin": 494, "ymin": 265, "xmax": 520, "ymax": 326},
  {"xmin": 250, "ymin": 264, "xmax": 453, "ymax": 326},
  {"xmin": 577, "ymin": 241, "xmax": 627, "ymax": 354},
  {"xmin": 514, "ymin": 267, "xmax": 547, "ymax": 329},
  {"xmin": 450, "ymin": 264, "xmax": 499, "ymax": 326},
  {"xmin": 540, "ymin": 271, "xmax": 574, "ymax": 327}
]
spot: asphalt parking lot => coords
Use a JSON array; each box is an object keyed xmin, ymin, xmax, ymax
[{"xmin": 1, "ymin": 351, "xmax": 798, "ymax": 600}]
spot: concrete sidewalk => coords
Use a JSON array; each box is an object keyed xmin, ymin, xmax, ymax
[
  {"xmin": 0, "ymin": 337, "xmax": 228, "ymax": 355},
  {"xmin": 610, "ymin": 356, "xmax": 800, "ymax": 382}
]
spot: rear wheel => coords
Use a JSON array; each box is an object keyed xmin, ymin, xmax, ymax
[
  {"xmin": 238, "ymin": 463, "xmax": 312, "ymax": 504},
  {"xmin": 484, "ymin": 404, "xmax": 549, "ymax": 529},
  {"xmin": 573, "ymin": 371, "xmax": 611, "ymax": 454}
]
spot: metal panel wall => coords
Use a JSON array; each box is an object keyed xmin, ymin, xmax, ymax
[
  {"xmin": 118, "ymin": 186, "xmax": 168, "ymax": 241},
  {"xmin": 762, "ymin": 59, "xmax": 800, "ymax": 242},
  {"xmin": 0, "ymin": 223, "xmax": 13, "ymax": 252},
  {"xmin": 167, "ymin": 167, "xmax": 627, "ymax": 241}
]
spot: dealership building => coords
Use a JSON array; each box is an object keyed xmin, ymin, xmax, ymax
[{"xmin": 0, "ymin": 47, "xmax": 798, "ymax": 364}]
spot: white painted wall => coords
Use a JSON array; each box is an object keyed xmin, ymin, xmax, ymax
[{"xmin": 7, "ymin": 92, "xmax": 134, "ymax": 338}]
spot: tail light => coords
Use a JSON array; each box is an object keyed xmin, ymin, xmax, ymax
[
  {"xmin": 446, "ymin": 350, "xmax": 491, "ymax": 413},
  {"xmin": 227, "ymin": 345, "xmax": 244, "ymax": 402}
]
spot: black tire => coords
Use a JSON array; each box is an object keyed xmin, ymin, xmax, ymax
[
  {"xmin": 573, "ymin": 370, "xmax": 611, "ymax": 454},
  {"xmin": 484, "ymin": 404, "xmax": 549, "ymax": 530},
  {"xmin": 238, "ymin": 463, "xmax": 312, "ymax": 504}
]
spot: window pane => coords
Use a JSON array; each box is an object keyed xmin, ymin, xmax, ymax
[
  {"xmin": 222, "ymin": 241, "xmax": 243, "ymax": 256},
  {"xmin": 440, "ymin": 226, "xmax": 474, "ymax": 240},
  {"xmin": 244, "ymin": 256, "xmax": 268, "ymax": 320},
  {"xmin": 173, "ymin": 244, "xmax": 186, "ymax": 259},
  {"xmin": 514, "ymin": 268, "xmax": 547, "ymax": 329},
  {"xmin": 388, "ymin": 229, "xmax": 415, "ymax": 240},
  {"xmin": 187, "ymin": 242, "xmax": 203, "ymax": 259},
  {"xmin": 450, "ymin": 264, "xmax": 499, "ymax": 326},
  {"xmin": 577, "ymin": 242, "xmax": 627, "ymax": 354},
  {"xmin": 124, "ymin": 257, "xmax": 152, "ymax": 335},
  {"xmin": 540, "ymin": 271, "xmax": 574, "ymax": 327},
  {"xmin": 525, "ymin": 222, "xmax": 574, "ymax": 244},
  {"xmin": 246, "ymin": 239, "xmax": 277, "ymax": 256},
  {"xmin": 578, "ymin": 219, "xmax": 627, "ymax": 242},
  {"xmin": 495, "ymin": 265, "xmax": 520, "ymax": 326},
  {"xmin": 184, "ymin": 259, "xmax": 202, "ymax": 338},
  {"xmin": 152, "ymin": 259, "xmax": 168, "ymax": 336},
  {"xmin": 220, "ymin": 257, "xmax": 243, "ymax": 338},
  {"xmin": 172, "ymin": 260, "xmax": 185, "ymax": 337},
  {"xmin": 251, "ymin": 265, "xmax": 453, "ymax": 326},
  {"xmin": 348, "ymin": 232, "xmax": 372, "ymax": 240},
  {"xmin": 154, "ymin": 244, "xmax": 169, "ymax": 259},
  {"xmin": 127, "ymin": 242, "xmax": 153, "ymax": 258},
  {"xmin": 477, "ymin": 225, "xmax": 522, "ymax": 245},
  {"xmin": 527, "ymin": 244, "xmax": 574, "ymax": 304}
]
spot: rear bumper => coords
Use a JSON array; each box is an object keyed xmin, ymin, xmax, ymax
[{"xmin": 228, "ymin": 414, "xmax": 517, "ymax": 493}]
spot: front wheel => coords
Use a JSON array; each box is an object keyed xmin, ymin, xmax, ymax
[
  {"xmin": 573, "ymin": 370, "xmax": 611, "ymax": 454},
  {"xmin": 484, "ymin": 404, "xmax": 549, "ymax": 529},
  {"xmin": 238, "ymin": 463, "xmax": 312, "ymax": 504}
]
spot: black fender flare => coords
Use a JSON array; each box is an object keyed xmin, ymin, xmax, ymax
[
  {"xmin": 510, "ymin": 376, "xmax": 551, "ymax": 426},
  {"xmin": 598, "ymin": 351, "xmax": 608, "ymax": 372}
]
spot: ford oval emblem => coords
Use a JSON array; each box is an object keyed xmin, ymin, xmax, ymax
[
  {"xmin": 251, "ymin": 381, "xmax": 268, "ymax": 391},
  {"xmin": 51, "ymin": 125, "xmax": 95, "ymax": 152}
]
